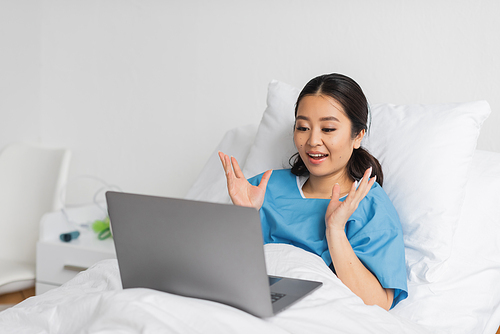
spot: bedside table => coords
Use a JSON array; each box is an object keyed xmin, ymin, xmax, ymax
[{"xmin": 35, "ymin": 203, "xmax": 116, "ymax": 295}]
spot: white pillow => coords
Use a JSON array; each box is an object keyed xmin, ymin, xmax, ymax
[
  {"xmin": 391, "ymin": 150, "xmax": 500, "ymax": 331},
  {"xmin": 240, "ymin": 80, "xmax": 491, "ymax": 283},
  {"xmin": 242, "ymin": 80, "xmax": 300, "ymax": 178},
  {"xmin": 185, "ymin": 124, "xmax": 258, "ymax": 204},
  {"xmin": 363, "ymin": 102, "xmax": 490, "ymax": 282}
]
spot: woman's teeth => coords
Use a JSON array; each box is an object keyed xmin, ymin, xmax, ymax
[{"xmin": 308, "ymin": 153, "xmax": 328, "ymax": 158}]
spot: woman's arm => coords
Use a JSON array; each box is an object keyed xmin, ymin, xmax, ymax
[
  {"xmin": 325, "ymin": 168, "xmax": 394, "ymax": 310},
  {"xmin": 327, "ymin": 230, "xmax": 394, "ymax": 310}
]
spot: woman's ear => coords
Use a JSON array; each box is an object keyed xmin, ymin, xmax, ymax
[{"xmin": 353, "ymin": 129, "xmax": 365, "ymax": 149}]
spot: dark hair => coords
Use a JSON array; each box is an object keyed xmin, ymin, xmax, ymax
[{"xmin": 289, "ymin": 73, "xmax": 384, "ymax": 186}]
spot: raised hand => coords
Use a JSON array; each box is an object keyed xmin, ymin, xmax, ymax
[
  {"xmin": 325, "ymin": 167, "xmax": 376, "ymax": 232},
  {"xmin": 218, "ymin": 151, "xmax": 272, "ymax": 210}
]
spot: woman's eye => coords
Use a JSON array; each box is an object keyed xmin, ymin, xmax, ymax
[
  {"xmin": 295, "ymin": 126, "xmax": 308, "ymax": 131},
  {"xmin": 323, "ymin": 128, "xmax": 336, "ymax": 133}
]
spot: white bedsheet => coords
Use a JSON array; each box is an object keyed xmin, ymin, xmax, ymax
[
  {"xmin": 0, "ymin": 244, "xmax": 431, "ymax": 334},
  {"xmin": 2, "ymin": 146, "xmax": 499, "ymax": 334}
]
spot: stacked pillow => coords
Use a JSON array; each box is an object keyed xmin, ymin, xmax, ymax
[{"xmin": 187, "ymin": 80, "xmax": 490, "ymax": 283}]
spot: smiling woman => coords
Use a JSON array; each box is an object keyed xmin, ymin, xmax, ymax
[
  {"xmin": 290, "ymin": 73, "xmax": 384, "ymax": 188},
  {"xmin": 293, "ymin": 95, "xmax": 364, "ymax": 199},
  {"xmin": 219, "ymin": 73, "xmax": 407, "ymax": 311}
]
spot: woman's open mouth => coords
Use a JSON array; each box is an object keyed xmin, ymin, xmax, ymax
[{"xmin": 307, "ymin": 153, "xmax": 329, "ymax": 165}]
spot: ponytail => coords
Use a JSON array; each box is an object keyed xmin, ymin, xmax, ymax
[
  {"xmin": 289, "ymin": 153, "xmax": 307, "ymax": 176},
  {"xmin": 346, "ymin": 147, "xmax": 383, "ymax": 186}
]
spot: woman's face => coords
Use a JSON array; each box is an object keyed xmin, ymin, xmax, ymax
[{"xmin": 293, "ymin": 94, "xmax": 364, "ymax": 180}]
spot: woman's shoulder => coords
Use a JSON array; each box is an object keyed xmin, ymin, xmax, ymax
[
  {"xmin": 364, "ymin": 181, "xmax": 394, "ymax": 205},
  {"xmin": 352, "ymin": 181, "xmax": 402, "ymax": 230},
  {"xmin": 365, "ymin": 180, "xmax": 383, "ymax": 194}
]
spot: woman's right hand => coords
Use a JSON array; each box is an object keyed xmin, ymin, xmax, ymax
[{"xmin": 218, "ymin": 151, "xmax": 272, "ymax": 210}]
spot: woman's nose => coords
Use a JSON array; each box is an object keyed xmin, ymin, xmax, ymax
[{"xmin": 307, "ymin": 130, "xmax": 322, "ymax": 147}]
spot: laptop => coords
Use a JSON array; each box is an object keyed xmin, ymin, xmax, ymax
[{"xmin": 105, "ymin": 191, "xmax": 322, "ymax": 318}]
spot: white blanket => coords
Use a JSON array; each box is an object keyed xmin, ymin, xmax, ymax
[{"xmin": 0, "ymin": 244, "xmax": 432, "ymax": 334}]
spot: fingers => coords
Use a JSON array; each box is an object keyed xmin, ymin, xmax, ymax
[
  {"xmin": 231, "ymin": 156, "xmax": 245, "ymax": 179},
  {"xmin": 327, "ymin": 183, "xmax": 342, "ymax": 212},
  {"xmin": 222, "ymin": 153, "xmax": 233, "ymax": 178},
  {"xmin": 346, "ymin": 167, "xmax": 376, "ymax": 204},
  {"xmin": 326, "ymin": 168, "xmax": 376, "ymax": 231},
  {"xmin": 258, "ymin": 170, "xmax": 273, "ymax": 190},
  {"xmin": 218, "ymin": 151, "xmax": 228, "ymax": 174},
  {"xmin": 359, "ymin": 167, "xmax": 376, "ymax": 196},
  {"xmin": 219, "ymin": 151, "xmax": 248, "ymax": 183},
  {"xmin": 331, "ymin": 183, "xmax": 341, "ymax": 201}
]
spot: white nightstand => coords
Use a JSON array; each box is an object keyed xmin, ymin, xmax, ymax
[{"xmin": 35, "ymin": 203, "xmax": 116, "ymax": 295}]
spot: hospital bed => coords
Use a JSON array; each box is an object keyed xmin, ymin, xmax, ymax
[{"xmin": 0, "ymin": 80, "xmax": 499, "ymax": 334}]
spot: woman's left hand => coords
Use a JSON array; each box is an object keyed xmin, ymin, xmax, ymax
[{"xmin": 325, "ymin": 167, "xmax": 376, "ymax": 232}]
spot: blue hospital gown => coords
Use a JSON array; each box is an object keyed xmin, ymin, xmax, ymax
[{"xmin": 248, "ymin": 169, "xmax": 408, "ymax": 308}]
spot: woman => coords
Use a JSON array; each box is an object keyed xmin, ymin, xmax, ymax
[{"xmin": 219, "ymin": 73, "xmax": 407, "ymax": 310}]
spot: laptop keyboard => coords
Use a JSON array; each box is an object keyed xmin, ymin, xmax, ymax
[{"xmin": 271, "ymin": 292, "xmax": 286, "ymax": 303}]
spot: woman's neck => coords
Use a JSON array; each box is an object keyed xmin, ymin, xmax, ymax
[{"xmin": 302, "ymin": 172, "xmax": 353, "ymax": 199}]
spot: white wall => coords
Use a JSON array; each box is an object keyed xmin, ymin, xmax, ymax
[
  {"xmin": 0, "ymin": 0, "xmax": 41, "ymax": 148},
  {"xmin": 2, "ymin": 0, "xmax": 499, "ymax": 204}
]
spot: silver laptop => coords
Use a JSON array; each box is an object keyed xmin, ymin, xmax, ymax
[{"xmin": 106, "ymin": 191, "xmax": 322, "ymax": 318}]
